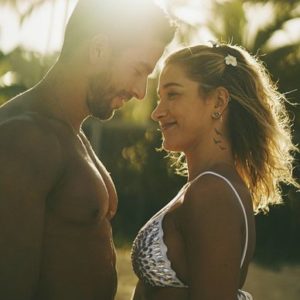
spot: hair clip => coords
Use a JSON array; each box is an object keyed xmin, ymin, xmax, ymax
[
  {"xmin": 208, "ymin": 40, "xmax": 219, "ymax": 48},
  {"xmin": 225, "ymin": 54, "xmax": 237, "ymax": 67}
]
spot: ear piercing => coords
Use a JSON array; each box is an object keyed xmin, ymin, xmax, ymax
[{"xmin": 212, "ymin": 112, "xmax": 221, "ymax": 119}]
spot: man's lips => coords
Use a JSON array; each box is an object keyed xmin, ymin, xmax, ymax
[
  {"xmin": 118, "ymin": 92, "xmax": 133, "ymax": 102},
  {"xmin": 112, "ymin": 93, "xmax": 133, "ymax": 109}
]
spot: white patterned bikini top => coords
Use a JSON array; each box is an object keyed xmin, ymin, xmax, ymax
[{"xmin": 131, "ymin": 171, "xmax": 253, "ymax": 300}]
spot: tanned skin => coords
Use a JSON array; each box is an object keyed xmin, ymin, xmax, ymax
[
  {"xmin": 0, "ymin": 29, "xmax": 166, "ymax": 300},
  {"xmin": 0, "ymin": 92, "xmax": 118, "ymax": 300}
]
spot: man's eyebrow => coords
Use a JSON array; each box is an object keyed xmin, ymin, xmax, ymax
[{"xmin": 157, "ymin": 82, "xmax": 184, "ymax": 95}]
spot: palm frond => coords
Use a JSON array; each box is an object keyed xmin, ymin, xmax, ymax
[
  {"xmin": 19, "ymin": 0, "xmax": 51, "ymax": 24},
  {"xmin": 253, "ymin": 10, "xmax": 300, "ymax": 51},
  {"xmin": 208, "ymin": 0, "xmax": 247, "ymax": 45},
  {"xmin": 263, "ymin": 44, "xmax": 300, "ymax": 67}
]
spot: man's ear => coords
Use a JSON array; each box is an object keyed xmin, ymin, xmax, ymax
[
  {"xmin": 213, "ymin": 86, "xmax": 230, "ymax": 114},
  {"xmin": 89, "ymin": 34, "xmax": 110, "ymax": 66}
]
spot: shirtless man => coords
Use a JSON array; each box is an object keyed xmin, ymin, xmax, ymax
[{"xmin": 0, "ymin": 0, "xmax": 175, "ymax": 299}]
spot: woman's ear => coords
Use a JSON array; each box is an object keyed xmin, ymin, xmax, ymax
[
  {"xmin": 213, "ymin": 86, "xmax": 230, "ymax": 114},
  {"xmin": 89, "ymin": 34, "xmax": 110, "ymax": 66}
]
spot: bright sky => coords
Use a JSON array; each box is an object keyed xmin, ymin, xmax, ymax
[{"xmin": 0, "ymin": 0, "xmax": 299, "ymax": 54}]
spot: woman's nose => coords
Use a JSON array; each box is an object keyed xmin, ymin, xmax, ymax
[{"xmin": 151, "ymin": 101, "xmax": 167, "ymax": 121}]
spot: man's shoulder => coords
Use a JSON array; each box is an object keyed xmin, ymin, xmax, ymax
[
  {"xmin": 0, "ymin": 112, "xmax": 63, "ymax": 161},
  {"xmin": 0, "ymin": 112, "xmax": 65, "ymax": 195},
  {"xmin": 0, "ymin": 111, "xmax": 55, "ymax": 139}
]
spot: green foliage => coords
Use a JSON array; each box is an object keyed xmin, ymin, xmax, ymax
[
  {"xmin": 0, "ymin": 0, "xmax": 52, "ymax": 25},
  {"xmin": 255, "ymin": 188, "xmax": 300, "ymax": 266},
  {"xmin": 0, "ymin": 47, "xmax": 57, "ymax": 101},
  {"xmin": 208, "ymin": 0, "xmax": 247, "ymax": 45},
  {"xmin": 206, "ymin": 0, "xmax": 300, "ymax": 103}
]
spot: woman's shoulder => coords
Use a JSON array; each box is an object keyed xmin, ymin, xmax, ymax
[{"xmin": 179, "ymin": 170, "xmax": 250, "ymax": 226}]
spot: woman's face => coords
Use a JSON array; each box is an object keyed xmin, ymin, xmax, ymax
[{"xmin": 152, "ymin": 63, "xmax": 215, "ymax": 153}]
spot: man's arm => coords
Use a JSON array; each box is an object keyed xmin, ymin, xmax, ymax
[{"xmin": 0, "ymin": 118, "xmax": 63, "ymax": 300}]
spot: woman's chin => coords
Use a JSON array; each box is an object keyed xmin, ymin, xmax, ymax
[{"xmin": 162, "ymin": 140, "xmax": 182, "ymax": 152}]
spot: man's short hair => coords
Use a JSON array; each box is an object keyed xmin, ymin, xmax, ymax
[{"xmin": 60, "ymin": 0, "xmax": 176, "ymax": 59}]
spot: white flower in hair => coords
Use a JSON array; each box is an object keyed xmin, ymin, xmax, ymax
[{"xmin": 225, "ymin": 54, "xmax": 237, "ymax": 67}]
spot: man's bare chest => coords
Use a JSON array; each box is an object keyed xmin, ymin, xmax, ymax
[{"xmin": 45, "ymin": 141, "xmax": 112, "ymax": 228}]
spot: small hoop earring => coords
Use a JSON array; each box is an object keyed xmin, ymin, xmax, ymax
[{"xmin": 212, "ymin": 112, "xmax": 221, "ymax": 119}]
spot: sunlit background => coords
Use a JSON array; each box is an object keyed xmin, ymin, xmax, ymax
[
  {"xmin": 1, "ymin": 0, "xmax": 300, "ymax": 52},
  {"xmin": 0, "ymin": 1, "xmax": 300, "ymax": 299}
]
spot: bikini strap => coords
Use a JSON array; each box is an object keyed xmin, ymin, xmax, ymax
[{"xmin": 187, "ymin": 171, "xmax": 249, "ymax": 268}]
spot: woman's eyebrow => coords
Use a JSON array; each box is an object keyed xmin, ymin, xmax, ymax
[
  {"xmin": 162, "ymin": 82, "xmax": 184, "ymax": 89},
  {"xmin": 157, "ymin": 82, "xmax": 184, "ymax": 96}
]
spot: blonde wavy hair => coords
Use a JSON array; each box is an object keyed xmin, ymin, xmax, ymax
[{"xmin": 162, "ymin": 43, "xmax": 299, "ymax": 213}]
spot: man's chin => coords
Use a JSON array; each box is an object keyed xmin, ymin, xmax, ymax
[
  {"xmin": 93, "ymin": 109, "xmax": 115, "ymax": 121},
  {"xmin": 102, "ymin": 111, "xmax": 115, "ymax": 121}
]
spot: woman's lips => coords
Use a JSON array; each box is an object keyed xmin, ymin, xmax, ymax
[{"xmin": 160, "ymin": 121, "xmax": 177, "ymax": 131}]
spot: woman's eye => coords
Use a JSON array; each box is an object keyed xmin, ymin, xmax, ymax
[{"xmin": 167, "ymin": 92, "xmax": 179, "ymax": 99}]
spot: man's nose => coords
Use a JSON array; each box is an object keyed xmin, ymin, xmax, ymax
[{"xmin": 132, "ymin": 76, "xmax": 148, "ymax": 100}]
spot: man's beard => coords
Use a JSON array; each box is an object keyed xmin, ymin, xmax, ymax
[{"xmin": 87, "ymin": 71, "xmax": 121, "ymax": 121}]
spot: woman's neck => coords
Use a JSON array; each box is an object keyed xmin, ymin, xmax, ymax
[{"xmin": 185, "ymin": 139, "xmax": 234, "ymax": 181}]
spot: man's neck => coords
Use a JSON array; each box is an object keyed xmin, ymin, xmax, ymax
[{"xmin": 35, "ymin": 61, "xmax": 90, "ymax": 133}]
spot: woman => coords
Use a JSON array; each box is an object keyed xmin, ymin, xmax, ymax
[{"xmin": 131, "ymin": 43, "xmax": 299, "ymax": 300}]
